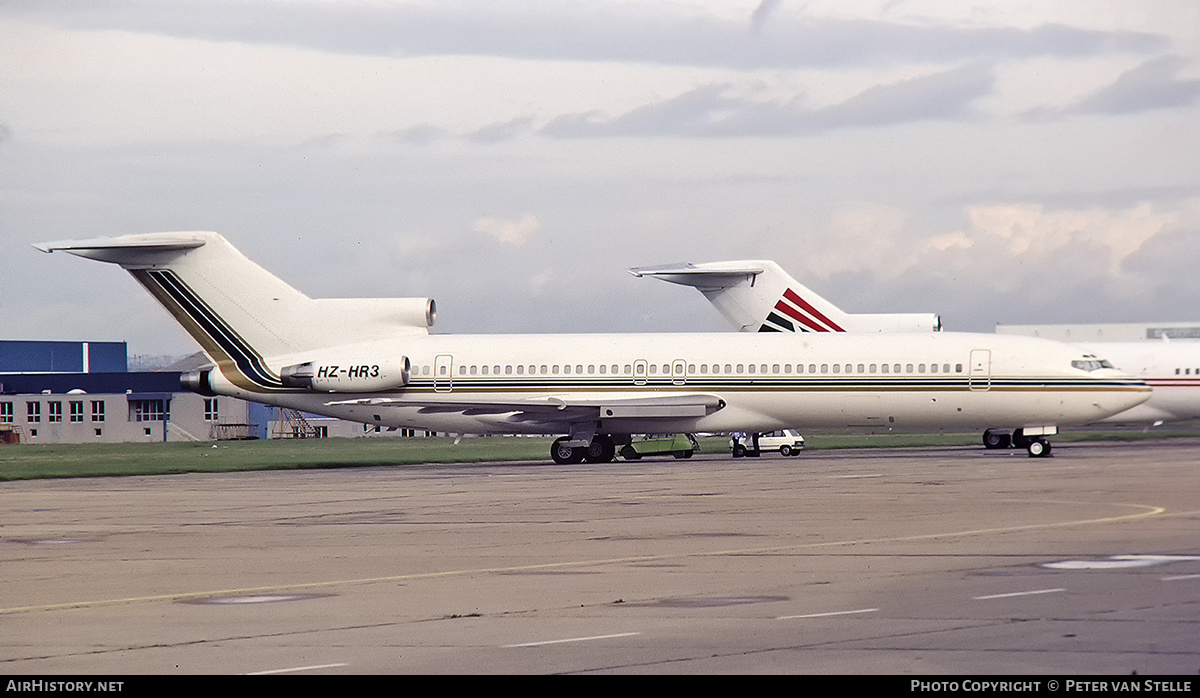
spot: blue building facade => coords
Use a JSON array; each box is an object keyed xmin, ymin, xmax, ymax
[{"xmin": 0, "ymin": 341, "xmax": 127, "ymax": 374}]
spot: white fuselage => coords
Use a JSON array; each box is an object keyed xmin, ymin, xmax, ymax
[
  {"xmin": 1074, "ymin": 341, "xmax": 1200, "ymax": 424},
  {"xmin": 207, "ymin": 331, "xmax": 1150, "ymax": 436}
]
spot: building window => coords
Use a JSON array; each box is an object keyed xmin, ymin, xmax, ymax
[
  {"xmin": 48, "ymin": 401, "xmax": 62, "ymax": 423},
  {"xmin": 204, "ymin": 398, "xmax": 219, "ymax": 422},
  {"xmin": 130, "ymin": 400, "xmax": 169, "ymax": 422},
  {"xmin": 27, "ymin": 402, "xmax": 41, "ymax": 423},
  {"xmin": 91, "ymin": 400, "xmax": 105, "ymax": 422},
  {"xmin": 0, "ymin": 402, "xmax": 12, "ymax": 424},
  {"xmin": 70, "ymin": 401, "xmax": 84, "ymax": 423}
]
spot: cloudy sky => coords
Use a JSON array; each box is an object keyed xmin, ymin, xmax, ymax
[{"xmin": 3, "ymin": 0, "xmax": 1199, "ymax": 357}]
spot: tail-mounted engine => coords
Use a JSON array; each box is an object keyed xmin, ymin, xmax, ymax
[
  {"xmin": 280, "ymin": 356, "xmax": 411, "ymax": 392},
  {"xmin": 181, "ymin": 368, "xmax": 218, "ymax": 397}
]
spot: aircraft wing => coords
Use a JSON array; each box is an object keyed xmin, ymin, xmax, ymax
[{"xmin": 327, "ymin": 393, "xmax": 727, "ymax": 424}]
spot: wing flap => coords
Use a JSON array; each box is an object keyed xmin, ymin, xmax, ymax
[{"xmin": 327, "ymin": 393, "xmax": 725, "ymax": 422}]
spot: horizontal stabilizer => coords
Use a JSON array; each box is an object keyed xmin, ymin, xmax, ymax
[
  {"xmin": 628, "ymin": 262, "xmax": 766, "ymax": 291},
  {"xmin": 33, "ymin": 234, "xmax": 207, "ymax": 265}
]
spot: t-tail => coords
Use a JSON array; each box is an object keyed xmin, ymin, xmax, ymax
[
  {"xmin": 628, "ymin": 260, "xmax": 941, "ymax": 333},
  {"xmin": 34, "ymin": 232, "xmax": 435, "ymax": 392}
]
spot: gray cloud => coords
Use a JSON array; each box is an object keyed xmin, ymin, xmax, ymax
[
  {"xmin": 6, "ymin": 2, "xmax": 1198, "ymax": 354},
  {"xmin": 1069, "ymin": 56, "xmax": 1200, "ymax": 115},
  {"xmin": 387, "ymin": 124, "xmax": 448, "ymax": 146},
  {"xmin": 6, "ymin": 0, "xmax": 1167, "ymax": 69},
  {"xmin": 468, "ymin": 117, "xmax": 537, "ymax": 144},
  {"xmin": 536, "ymin": 63, "xmax": 993, "ymax": 139},
  {"xmin": 802, "ymin": 62, "xmax": 994, "ymax": 129},
  {"xmin": 751, "ymin": 0, "xmax": 787, "ymax": 35},
  {"xmin": 1122, "ymin": 225, "xmax": 1200, "ymax": 302},
  {"xmin": 540, "ymin": 83, "xmax": 739, "ymax": 138}
]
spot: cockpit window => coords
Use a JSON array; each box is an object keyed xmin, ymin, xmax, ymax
[{"xmin": 1072, "ymin": 358, "xmax": 1115, "ymax": 371}]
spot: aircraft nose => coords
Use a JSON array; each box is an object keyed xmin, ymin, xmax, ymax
[{"xmin": 1097, "ymin": 377, "xmax": 1152, "ymax": 417}]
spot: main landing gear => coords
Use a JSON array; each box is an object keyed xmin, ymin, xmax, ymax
[
  {"xmin": 551, "ymin": 435, "xmax": 617, "ymax": 464},
  {"xmin": 982, "ymin": 428, "xmax": 1053, "ymax": 458}
]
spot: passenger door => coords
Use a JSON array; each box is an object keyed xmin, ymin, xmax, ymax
[{"xmin": 969, "ymin": 349, "xmax": 991, "ymax": 391}]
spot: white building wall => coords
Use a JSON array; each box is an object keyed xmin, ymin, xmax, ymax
[
  {"xmin": 1, "ymin": 393, "xmax": 428, "ymax": 444},
  {"xmin": 997, "ymin": 322, "xmax": 1200, "ymax": 342}
]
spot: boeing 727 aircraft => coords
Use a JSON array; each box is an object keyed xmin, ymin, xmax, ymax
[
  {"xmin": 635, "ymin": 259, "xmax": 1198, "ymax": 443},
  {"xmin": 37, "ymin": 233, "xmax": 1149, "ymax": 460}
]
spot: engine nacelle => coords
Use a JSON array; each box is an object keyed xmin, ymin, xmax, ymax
[
  {"xmin": 311, "ymin": 297, "xmax": 436, "ymax": 332},
  {"xmin": 280, "ymin": 356, "xmax": 411, "ymax": 392},
  {"xmin": 181, "ymin": 368, "xmax": 218, "ymax": 397}
]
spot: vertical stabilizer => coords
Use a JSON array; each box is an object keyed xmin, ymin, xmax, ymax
[
  {"xmin": 629, "ymin": 260, "xmax": 940, "ymax": 333},
  {"xmin": 34, "ymin": 232, "xmax": 436, "ymax": 376}
]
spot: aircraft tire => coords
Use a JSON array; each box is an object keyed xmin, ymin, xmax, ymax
[
  {"xmin": 1026, "ymin": 439, "xmax": 1052, "ymax": 458},
  {"xmin": 583, "ymin": 436, "xmax": 616, "ymax": 463},
  {"xmin": 551, "ymin": 437, "xmax": 585, "ymax": 465},
  {"xmin": 983, "ymin": 429, "xmax": 1012, "ymax": 449}
]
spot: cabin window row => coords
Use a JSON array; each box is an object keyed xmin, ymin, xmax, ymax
[{"xmin": 432, "ymin": 362, "xmax": 965, "ymax": 377}]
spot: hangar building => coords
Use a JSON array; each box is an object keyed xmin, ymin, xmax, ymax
[{"xmin": 0, "ymin": 340, "xmax": 416, "ymax": 444}]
